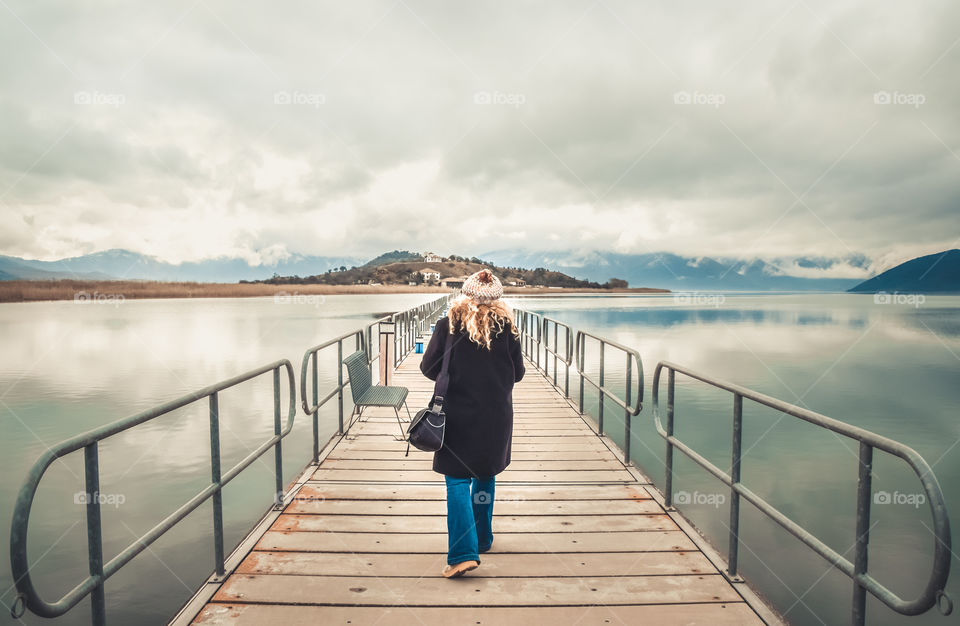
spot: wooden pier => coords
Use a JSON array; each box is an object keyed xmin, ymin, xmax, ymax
[{"xmin": 189, "ymin": 331, "xmax": 773, "ymax": 625}]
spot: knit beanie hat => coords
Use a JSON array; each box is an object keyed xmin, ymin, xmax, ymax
[{"xmin": 461, "ymin": 269, "xmax": 503, "ymax": 302}]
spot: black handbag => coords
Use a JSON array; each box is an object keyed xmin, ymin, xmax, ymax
[{"xmin": 405, "ymin": 329, "xmax": 453, "ymax": 456}]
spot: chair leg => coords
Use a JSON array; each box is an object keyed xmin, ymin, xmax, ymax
[
  {"xmin": 345, "ymin": 406, "xmax": 360, "ymax": 439},
  {"xmin": 403, "ymin": 401, "xmax": 412, "ymax": 422},
  {"xmin": 393, "ymin": 407, "xmax": 406, "ymax": 441}
]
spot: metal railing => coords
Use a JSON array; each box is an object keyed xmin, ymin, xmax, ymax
[
  {"xmin": 541, "ymin": 315, "xmax": 574, "ymax": 397},
  {"xmin": 301, "ymin": 295, "xmax": 451, "ymax": 447},
  {"xmin": 515, "ymin": 309, "xmax": 543, "ymax": 370},
  {"xmin": 652, "ymin": 360, "xmax": 953, "ymax": 626},
  {"xmin": 300, "ymin": 324, "xmax": 372, "ymax": 450},
  {"xmin": 391, "ymin": 296, "xmax": 451, "ymax": 368},
  {"xmin": 575, "ymin": 330, "xmax": 643, "ymax": 463},
  {"xmin": 513, "ymin": 307, "xmax": 642, "ymax": 465},
  {"xmin": 9, "ymin": 360, "xmax": 297, "ymax": 625}
]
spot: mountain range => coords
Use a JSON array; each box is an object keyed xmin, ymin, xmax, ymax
[
  {"xmin": 0, "ymin": 249, "xmax": 365, "ymax": 283},
  {"xmin": 847, "ymin": 249, "xmax": 960, "ymax": 294},
  {"xmin": 479, "ymin": 250, "xmax": 870, "ymax": 292},
  {"xmin": 1, "ymin": 248, "xmax": 956, "ymax": 293}
]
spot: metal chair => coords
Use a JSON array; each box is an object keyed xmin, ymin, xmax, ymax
[{"xmin": 342, "ymin": 350, "xmax": 411, "ymax": 440}]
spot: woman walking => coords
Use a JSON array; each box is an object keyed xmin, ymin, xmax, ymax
[{"xmin": 420, "ymin": 269, "xmax": 525, "ymax": 578}]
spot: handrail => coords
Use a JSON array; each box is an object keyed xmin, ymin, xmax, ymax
[
  {"xmin": 575, "ymin": 329, "xmax": 643, "ymax": 462},
  {"xmin": 541, "ymin": 315, "xmax": 574, "ymax": 396},
  {"xmin": 515, "ymin": 309, "xmax": 543, "ymax": 370},
  {"xmin": 301, "ymin": 295, "xmax": 451, "ymax": 449},
  {"xmin": 9, "ymin": 359, "xmax": 297, "ymax": 625},
  {"xmin": 652, "ymin": 360, "xmax": 953, "ymax": 625},
  {"xmin": 391, "ymin": 295, "xmax": 451, "ymax": 369},
  {"xmin": 300, "ymin": 324, "xmax": 371, "ymax": 451}
]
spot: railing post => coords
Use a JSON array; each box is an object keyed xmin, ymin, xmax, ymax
[
  {"xmin": 311, "ymin": 352, "xmax": 319, "ymax": 463},
  {"xmin": 728, "ymin": 393, "xmax": 743, "ymax": 579},
  {"xmin": 852, "ymin": 442, "xmax": 874, "ymax": 626},
  {"xmin": 379, "ymin": 321, "xmax": 395, "ymax": 386},
  {"xmin": 564, "ymin": 328, "xmax": 570, "ymax": 398},
  {"xmin": 598, "ymin": 341, "xmax": 605, "ymax": 435},
  {"xmin": 208, "ymin": 392, "xmax": 225, "ymax": 579},
  {"xmin": 337, "ymin": 341, "xmax": 344, "ymax": 434},
  {"xmin": 578, "ymin": 334, "xmax": 584, "ymax": 414},
  {"xmin": 273, "ymin": 367, "xmax": 284, "ymax": 510},
  {"xmin": 665, "ymin": 368, "xmax": 675, "ymax": 509},
  {"xmin": 552, "ymin": 322, "xmax": 559, "ymax": 387},
  {"xmin": 83, "ymin": 443, "xmax": 106, "ymax": 626},
  {"xmin": 624, "ymin": 352, "xmax": 632, "ymax": 464}
]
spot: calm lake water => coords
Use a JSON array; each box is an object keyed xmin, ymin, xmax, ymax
[{"xmin": 1, "ymin": 292, "xmax": 958, "ymax": 626}]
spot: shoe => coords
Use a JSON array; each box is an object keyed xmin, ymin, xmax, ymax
[{"xmin": 442, "ymin": 560, "xmax": 479, "ymax": 578}]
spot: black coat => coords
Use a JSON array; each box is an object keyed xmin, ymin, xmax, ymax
[{"xmin": 420, "ymin": 315, "xmax": 525, "ymax": 478}]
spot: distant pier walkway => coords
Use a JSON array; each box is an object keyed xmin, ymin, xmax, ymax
[{"xmin": 190, "ymin": 329, "xmax": 766, "ymax": 625}]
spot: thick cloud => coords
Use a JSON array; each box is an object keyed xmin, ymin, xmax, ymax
[{"xmin": 0, "ymin": 0, "xmax": 957, "ymax": 273}]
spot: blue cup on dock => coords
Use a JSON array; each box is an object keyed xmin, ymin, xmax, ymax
[{"xmin": 415, "ymin": 337, "xmax": 424, "ymax": 353}]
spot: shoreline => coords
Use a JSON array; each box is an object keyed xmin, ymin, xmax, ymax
[{"xmin": 0, "ymin": 280, "xmax": 670, "ymax": 303}]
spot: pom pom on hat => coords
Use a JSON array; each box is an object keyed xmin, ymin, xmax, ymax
[{"xmin": 461, "ymin": 269, "xmax": 503, "ymax": 302}]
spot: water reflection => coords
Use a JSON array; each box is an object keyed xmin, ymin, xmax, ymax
[
  {"xmin": 512, "ymin": 293, "xmax": 960, "ymax": 626},
  {"xmin": 0, "ymin": 293, "xmax": 440, "ymax": 626}
]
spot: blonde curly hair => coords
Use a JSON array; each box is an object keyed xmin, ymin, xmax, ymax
[{"xmin": 446, "ymin": 292, "xmax": 521, "ymax": 350}]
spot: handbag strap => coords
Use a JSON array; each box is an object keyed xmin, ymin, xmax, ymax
[{"xmin": 432, "ymin": 325, "xmax": 455, "ymax": 410}]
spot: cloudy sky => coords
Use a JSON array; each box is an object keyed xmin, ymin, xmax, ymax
[{"xmin": 0, "ymin": 0, "xmax": 957, "ymax": 271}]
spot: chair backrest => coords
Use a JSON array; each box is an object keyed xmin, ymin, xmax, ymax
[{"xmin": 343, "ymin": 350, "xmax": 372, "ymax": 403}]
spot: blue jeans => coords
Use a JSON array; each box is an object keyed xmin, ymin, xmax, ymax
[{"xmin": 444, "ymin": 475, "xmax": 495, "ymax": 565}]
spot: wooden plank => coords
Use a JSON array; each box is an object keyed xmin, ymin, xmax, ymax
[
  {"xmin": 319, "ymin": 459, "xmax": 625, "ymax": 471},
  {"xmin": 295, "ymin": 483, "xmax": 654, "ymax": 500},
  {"xmin": 335, "ymin": 439, "xmax": 611, "ymax": 451},
  {"xmin": 309, "ymin": 469, "xmax": 636, "ymax": 482},
  {"xmin": 194, "ymin": 603, "xmax": 762, "ymax": 626},
  {"xmin": 328, "ymin": 449, "xmax": 618, "ymax": 461},
  {"xmin": 236, "ymin": 549, "xmax": 715, "ymax": 577},
  {"xmin": 212, "ymin": 573, "xmax": 743, "ymax": 606},
  {"xmin": 271, "ymin": 513, "xmax": 677, "ymax": 533},
  {"xmin": 256, "ymin": 530, "xmax": 698, "ymax": 553},
  {"xmin": 286, "ymin": 497, "xmax": 662, "ymax": 516}
]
